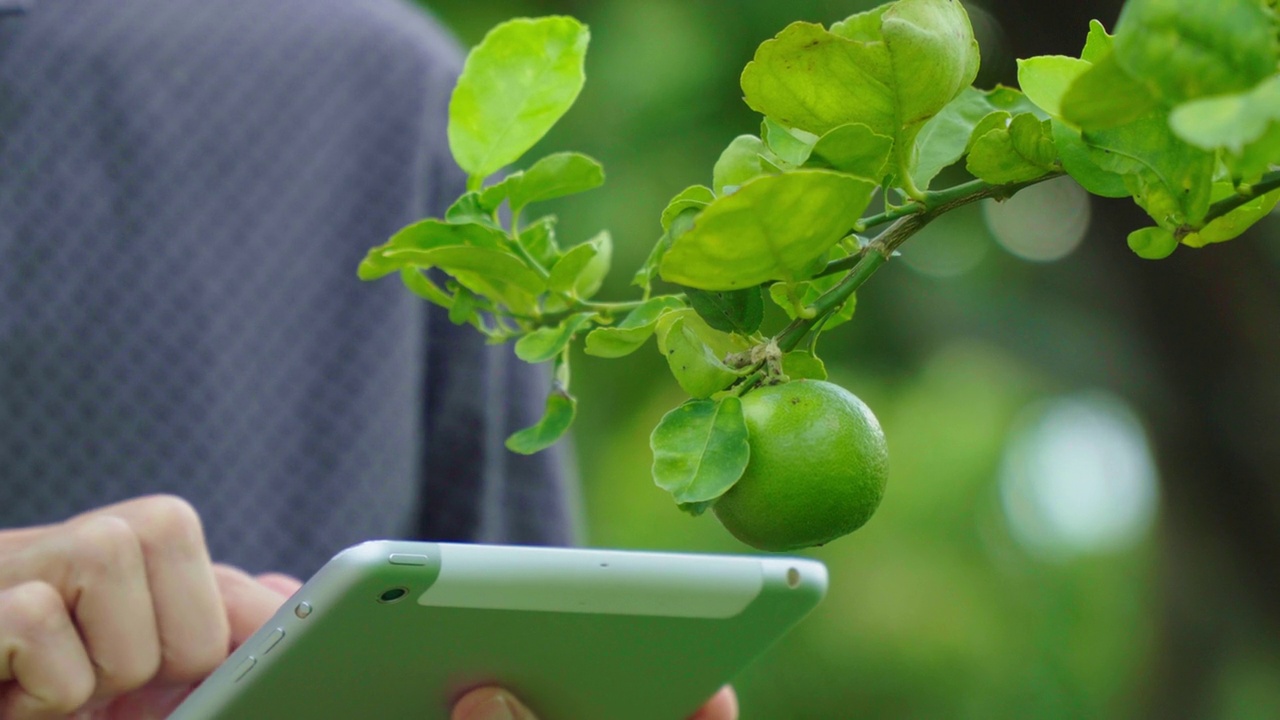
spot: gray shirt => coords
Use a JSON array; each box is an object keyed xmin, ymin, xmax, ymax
[{"xmin": 0, "ymin": 0, "xmax": 577, "ymax": 578}]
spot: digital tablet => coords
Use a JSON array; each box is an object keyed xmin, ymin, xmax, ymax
[{"xmin": 170, "ymin": 540, "xmax": 827, "ymax": 719}]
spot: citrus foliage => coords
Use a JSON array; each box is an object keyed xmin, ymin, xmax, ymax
[{"xmin": 359, "ymin": 1, "xmax": 1280, "ymax": 550}]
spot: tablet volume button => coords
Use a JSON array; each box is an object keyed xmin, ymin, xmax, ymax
[
  {"xmin": 260, "ymin": 628, "xmax": 285, "ymax": 655},
  {"xmin": 232, "ymin": 656, "xmax": 256, "ymax": 682}
]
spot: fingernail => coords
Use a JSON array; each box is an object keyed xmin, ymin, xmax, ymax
[{"xmin": 466, "ymin": 691, "xmax": 517, "ymax": 720}]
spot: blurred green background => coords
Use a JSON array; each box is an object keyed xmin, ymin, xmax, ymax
[{"xmin": 421, "ymin": 1, "xmax": 1280, "ymax": 717}]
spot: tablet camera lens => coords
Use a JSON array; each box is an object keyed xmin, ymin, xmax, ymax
[{"xmin": 378, "ymin": 587, "xmax": 409, "ymax": 604}]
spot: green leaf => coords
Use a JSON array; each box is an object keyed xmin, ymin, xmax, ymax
[
  {"xmin": 1080, "ymin": 19, "xmax": 1112, "ymax": 64},
  {"xmin": 650, "ymin": 397, "xmax": 751, "ymax": 509},
  {"xmin": 398, "ymin": 268, "xmax": 455, "ymax": 310},
  {"xmin": 655, "ymin": 309, "xmax": 751, "ymax": 361},
  {"xmin": 1182, "ymin": 185, "xmax": 1280, "ymax": 248},
  {"xmin": 966, "ymin": 113, "xmax": 1059, "ymax": 184},
  {"xmin": 1015, "ymin": 46, "xmax": 1131, "ymax": 198},
  {"xmin": 761, "ymin": 118, "xmax": 817, "ymax": 167},
  {"xmin": 807, "ymin": 123, "xmax": 894, "ymax": 180},
  {"xmin": 660, "ymin": 170, "xmax": 876, "ymax": 291},
  {"xmin": 634, "ymin": 207, "xmax": 698, "ymax": 292},
  {"xmin": 492, "ymin": 152, "xmax": 605, "ymax": 214},
  {"xmin": 1017, "ymin": 55, "xmax": 1090, "ymax": 118},
  {"xmin": 444, "ymin": 192, "xmax": 502, "ymax": 229},
  {"xmin": 380, "ymin": 246, "xmax": 544, "ymax": 312},
  {"xmin": 1052, "ymin": 120, "xmax": 1129, "ymax": 198},
  {"xmin": 1228, "ymin": 127, "xmax": 1280, "ymax": 181},
  {"xmin": 506, "ymin": 390, "xmax": 577, "ymax": 454},
  {"xmin": 967, "ymin": 112, "xmax": 1010, "ymax": 151},
  {"xmin": 360, "ymin": 219, "xmax": 507, "ymax": 280},
  {"xmin": 982, "ymin": 85, "xmax": 1049, "ymax": 118},
  {"xmin": 1170, "ymin": 75, "xmax": 1280, "ymax": 178},
  {"xmin": 661, "ymin": 319, "xmax": 742, "ymax": 399},
  {"xmin": 380, "ymin": 247, "xmax": 544, "ymax": 294},
  {"xmin": 742, "ymin": 21, "xmax": 893, "ymax": 138},
  {"xmin": 1084, "ymin": 112, "xmax": 1215, "ymax": 226},
  {"xmin": 687, "ymin": 287, "xmax": 765, "ymax": 336},
  {"xmin": 1111, "ymin": 0, "xmax": 1275, "ymax": 105},
  {"xmin": 448, "ymin": 17, "xmax": 590, "ymax": 178},
  {"xmin": 911, "ymin": 88, "xmax": 1012, "ymax": 189},
  {"xmin": 782, "ymin": 350, "xmax": 828, "ymax": 381},
  {"xmin": 712, "ymin": 135, "xmax": 770, "ymax": 195},
  {"xmin": 675, "ymin": 500, "xmax": 716, "ymax": 517},
  {"xmin": 1126, "ymin": 226, "xmax": 1178, "ymax": 259},
  {"xmin": 448, "ymin": 285, "xmax": 478, "ymax": 326},
  {"xmin": 514, "ymin": 312, "xmax": 595, "ymax": 364},
  {"xmin": 584, "ymin": 296, "xmax": 685, "ymax": 359},
  {"xmin": 519, "ymin": 215, "xmax": 562, "ymax": 269},
  {"xmin": 743, "ymin": 1, "xmax": 979, "ymax": 194},
  {"xmin": 769, "ymin": 273, "xmax": 857, "ymax": 331},
  {"xmin": 830, "ymin": 3, "xmax": 891, "ymax": 42},
  {"xmin": 660, "ymin": 185, "xmax": 716, "ymax": 232},
  {"xmin": 548, "ymin": 231, "xmax": 612, "ymax": 299},
  {"xmin": 875, "ymin": 0, "xmax": 981, "ymax": 127},
  {"xmin": 1060, "ymin": 51, "xmax": 1159, "ymax": 131}
]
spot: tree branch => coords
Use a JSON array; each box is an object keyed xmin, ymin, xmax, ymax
[
  {"xmin": 852, "ymin": 172, "xmax": 1065, "ymax": 235},
  {"xmin": 769, "ymin": 171, "xmax": 1065, "ymax": 356},
  {"xmin": 1199, "ymin": 169, "xmax": 1280, "ymax": 228}
]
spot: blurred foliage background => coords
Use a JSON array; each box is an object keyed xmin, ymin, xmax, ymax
[{"xmin": 422, "ymin": 1, "xmax": 1280, "ymax": 717}]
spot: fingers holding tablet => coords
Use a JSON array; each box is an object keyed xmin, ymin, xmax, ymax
[
  {"xmin": 451, "ymin": 687, "xmax": 537, "ymax": 720},
  {"xmin": 0, "ymin": 495, "xmax": 302, "ymax": 717},
  {"xmin": 689, "ymin": 686, "xmax": 739, "ymax": 720},
  {"xmin": 0, "ymin": 580, "xmax": 98, "ymax": 718},
  {"xmin": 450, "ymin": 685, "xmax": 739, "ymax": 720},
  {"xmin": 0, "ymin": 495, "xmax": 226, "ymax": 714},
  {"xmin": 71, "ymin": 495, "xmax": 232, "ymax": 684}
]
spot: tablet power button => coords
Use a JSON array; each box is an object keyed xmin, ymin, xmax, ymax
[{"xmin": 389, "ymin": 553, "xmax": 429, "ymax": 566}]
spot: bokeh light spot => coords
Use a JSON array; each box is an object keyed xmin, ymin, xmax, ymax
[
  {"xmin": 999, "ymin": 390, "xmax": 1159, "ymax": 559},
  {"xmin": 984, "ymin": 175, "xmax": 1091, "ymax": 262},
  {"xmin": 899, "ymin": 203, "xmax": 990, "ymax": 277}
]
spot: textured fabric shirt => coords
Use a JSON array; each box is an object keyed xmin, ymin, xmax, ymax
[{"xmin": 0, "ymin": 0, "xmax": 578, "ymax": 579}]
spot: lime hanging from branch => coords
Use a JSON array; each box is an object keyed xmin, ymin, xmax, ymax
[{"xmin": 713, "ymin": 380, "xmax": 889, "ymax": 552}]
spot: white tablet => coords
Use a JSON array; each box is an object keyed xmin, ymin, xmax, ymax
[{"xmin": 171, "ymin": 541, "xmax": 827, "ymax": 719}]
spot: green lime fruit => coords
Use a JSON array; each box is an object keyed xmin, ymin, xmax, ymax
[{"xmin": 713, "ymin": 380, "xmax": 888, "ymax": 552}]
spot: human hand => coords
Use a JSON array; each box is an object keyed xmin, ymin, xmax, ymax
[
  {"xmin": 0, "ymin": 495, "xmax": 301, "ymax": 719},
  {"xmin": 451, "ymin": 685, "xmax": 739, "ymax": 720}
]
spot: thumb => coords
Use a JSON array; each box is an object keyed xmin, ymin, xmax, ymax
[{"xmin": 451, "ymin": 687, "xmax": 539, "ymax": 720}]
